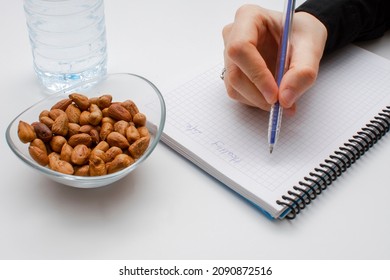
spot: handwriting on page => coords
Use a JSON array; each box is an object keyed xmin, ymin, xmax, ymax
[
  {"xmin": 211, "ymin": 141, "xmax": 242, "ymax": 164},
  {"xmin": 185, "ymin": 123, "xmax": 202, "ymax": 135}
]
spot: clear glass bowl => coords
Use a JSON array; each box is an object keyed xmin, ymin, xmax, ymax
[{"xmin": 6, "ymin": 73, "xmax": 166, "ymax": 188}]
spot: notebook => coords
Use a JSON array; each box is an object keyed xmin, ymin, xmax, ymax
[{"xmin": 160, "ymin": 45, "xmax": 390, "ymax": 220}]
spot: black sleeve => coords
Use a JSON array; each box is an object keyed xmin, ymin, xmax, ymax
[{"xmin": 296, "ymin": 0, "xmax": 390, "ymax": 54}]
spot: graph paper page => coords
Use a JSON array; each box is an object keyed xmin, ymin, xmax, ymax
[{"xmin": 161, "ymin": 45, "xmax": 390, "ymax": 217}]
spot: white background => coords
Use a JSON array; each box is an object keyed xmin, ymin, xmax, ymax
[{"xmin": 1, "ymin": 0, "xmax": 390, "ymax": 259}]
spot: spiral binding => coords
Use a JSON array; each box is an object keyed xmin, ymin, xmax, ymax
[{"xmin": 276, "ymin": 106, "xmax": 390, "ymax": 220}]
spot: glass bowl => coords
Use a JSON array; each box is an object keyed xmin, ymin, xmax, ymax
[{"xmin": 6, "ymin": 73, "xmax": 166, "ymax": 188}]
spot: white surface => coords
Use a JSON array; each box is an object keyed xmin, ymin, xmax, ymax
[{"xmin": 1, "ymin": 0, "xmax": 389, "ymax": 259}]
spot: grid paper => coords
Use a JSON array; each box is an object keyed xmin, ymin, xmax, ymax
[{"xmin": 162, "ymin": 45, "xmax": 390, "ymax": 217}]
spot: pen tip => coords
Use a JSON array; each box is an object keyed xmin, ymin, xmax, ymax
[{"xmin": 269, "ymin": 146, "xmax": 273, "ymax": 154}]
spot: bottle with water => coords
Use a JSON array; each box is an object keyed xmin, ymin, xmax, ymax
[{"xmin": 23, "ymin": 0, "xmax": 108, "ymax": 92}]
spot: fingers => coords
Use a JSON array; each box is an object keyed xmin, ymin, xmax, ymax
[
  {"xmin": 222, "ymin": 5, "xmax": 279, "ymax": 108},
  {"xmin": 223, "ymin": 63, "xmax": 272, "ymax": 110},
  {"xmin": 222, "ymin": 7, "xmax": 327, "ymax": 113}
]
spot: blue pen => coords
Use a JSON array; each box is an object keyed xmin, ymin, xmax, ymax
[{"xmin": 268, "ymin": 0, "xmax": 296, "ymax": 153}]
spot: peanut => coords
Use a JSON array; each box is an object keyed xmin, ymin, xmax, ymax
[
  {"xmin": 29, "ymin": 141, "xmax": 49, "ymax": 166},
  {"xmin": 96, "ymin": 94, "xmax": 112, "ymax": 109},
  {"xmin": 60, "ymin": 143, "xmax": 73, "ymax": 163},
  {"xmin": 114, "ymin": 120, "xmax": 129, "ymax": 136},
  {"xmin": 133, "ymin": 112, "xmax": 146, "ymax": 127},
  {"xmin": 51, "ymin": 98, "xmax": 72, "ymax": 111},
  {"xmin": 32, "ymin": 122, "xmax": 52, "ymax": 143},
  {"xmin": 121, "ymin": 100, "xmax": 139, "ymax": 118},
  {"xmin": 69, "ymin": 93, "xmax": 90, "ymax": 111},
  {"xmin": 74, "ymin": 165, "xmax": 90, "ymax": 176},
  {"xmin": 107, "ymin": 154, "xmax": 134, "ymax": 174},
  {"xmin": 89, "ymin": 154, "xmax": 107, "ymax": 176},
  {"xmin": 129, "ymin": 137, "xmax": 150, "ymax": 159},
  {"xmin": 107, "ymin": 132, "xmax": 130, "ymax": 149},
  {"xmin": 18, "ymin": 121, "xmax": 36, "ymax": 143},
  {"xmin": 100, "ymin": 122, "xmax": 113, "ymax": 141},
  {"xmin": 88, "ymin": 104, "xmax": 103, "ymax": 126},
  {"xmin": 65, "ymin": 104, "xmax": 81, "ymax": 123},
  {"xmin": 50, "ymin": 135, "xmax": 67, "ymax": 153},
  {"xmin": 51, "ymin": 113, "xmax": 69, "ymax": 136},
  {"xmin": 107, "ymin": 103, "xmax": 132, "ymax": 122},
  {"xmin": 71, "ymin": 144, "xmax": 91, "ymax": 166},
  {"xmin": 126, "ymin": 125, "xmax": 140, "ymax": 143},
  {"xmin": 49, "ymin": 154, "xmax": 74, "ymax": 175}
]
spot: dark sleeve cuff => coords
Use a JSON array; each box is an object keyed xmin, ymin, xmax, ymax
[{"xmin": 296, "ymin": 0, "xmax": 390, "ymax": 54}]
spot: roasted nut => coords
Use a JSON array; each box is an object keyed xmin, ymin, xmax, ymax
[
  {"xmin": 49, "ymin": 108, "xmax": 66, "ymax": 121},
  {"xmin": 49, "ymin": 153, "xmax": 74, "ymax": 175},
  {"xmin": 40, "ymin": 116, "xmax": 55, "ymax": 129},
  {"xmin": 100, "ymin": 122, "xmax": 113, "ymax": 141},
  {"xmin": 121, "ymin": 100, "xmax": 139, "ymax": 118},
  {"xmin": 71, "ymin": 144, "xmax": 90, "ymax": 165},
  {"xmin": 79, "ymin": 111, "xmax": 91, "ymax": 126},
  {"xmin": 107, "ymin": 154, "xmax": 134, "ymax": 174},
  {"xmin": 30, "ymin": 138, "xmax": 47, "ymax": 152},
  {"xmin": 90, "ymin": 148, "xmax": 107, "ymax": 162},
  {"xmin": 68, "ymin": 123, "xmax": 80, "ymax": 137},
  {"xmin": 51, "ymin": 113, "xmax": 69, "ymax": 136},
  {"xmin": 102, "ymin": 108, "xmax": 110, "ymax": 118},
  {"xmin": 51, "ymin": 98, "xmax": 72, "ymax": 111},
  {"xmin": 50, "ymin": 135, "xmax": 67, "ymax": 153},
  {"xmin": 60, "ymin": 143, "xmax": 73, "ymax": 163},
  {"xmin": 32, "ymin": 122, "xmax": 53, "ymax": 142},
  {"xmin": 89, "ymin": 96, "xmax": 98, "ymax": 105},
  {"xmin": 74, "ymin": 165, "xmax": 90, "ymax": 176},
  {"xmin": 88, "ymin": 104, "xmax": 103, "ymax": 126},
  {"xmin": 107, "ymin": 103, "xmax": 132, "ymax": 122},
  {"xmin": 107, "ymin": 131, "xmax": 130, "ymax": 149},
  {"xmin": 137, "ymin": 126, "xmax": 150, "ymax": 140},
  {"xmin": 96, "ymin": 94, "xmax": 112, "ymax": 109},
  {"xmin": 68, "ymin": 133, "xmax": 92, "ymax": 147},
  {"xmin": 18, "ymin": 121, "xmax": 36, "ymax": 143},
  {"xmin": 89, "ymin": 154, "xmax": 106, "ymax": 176},
  {"xmin": 114, "ymin": 120, "xmax": 129, "ymax": 136},
  {"xmin": 126, "ymin": 125, "xmax": 140, "ymax": 143},
  {"xmin": 79, "ymin": 124, "xmax": 94, "ymax": 134},
  {"xmin": 28, "ymin": 140, "xmax": 49, "ymax": 166},
  {"xmin": 133, "ymin": 112, "xmax": 146, "ymax": 127},
  {"xmin": 93, "ymin": 140, "xmax": 110, "ymax": 152},
  {"xmin": 39, "ymin": 110, "xmax": 50, "ymax": 120},
  {"xmin": 65, "ymin": 104, "xmax": 81, "ymax": 124},
  {"xmin": 129, "ymin": 137, "xmax": 150, "ymax": 159},
  {"xmin": 69, "ymin": 93, "xmax": 90, "ymax": 111},
  {"xmin": 101, "ymin": 116, "xmax": 115, "ymax": 125},
  {"xmin": 105, "ymin": 146, "xmax": 123, "ymax": 162},
  {"xmin": 90, "ymin": 128, "xmax": 100, "ymax": 145}
]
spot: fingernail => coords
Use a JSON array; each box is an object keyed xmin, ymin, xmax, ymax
[
  {"xmin": 281, "ymin": 89, "xmax": 296, "ymax": 108},
  {"xmin": 264, "ymin": 91, "xmax": 277, "ymax": 105}
]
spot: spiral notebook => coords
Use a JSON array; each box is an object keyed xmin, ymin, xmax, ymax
[{"xmin": 161, "ymin": 45, "xmax": 390, "ymax": 220}]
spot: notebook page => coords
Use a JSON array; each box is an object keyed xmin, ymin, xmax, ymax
[{"xmin": 161, "ymin": 45, "xmax": 390, "ymax": 217}]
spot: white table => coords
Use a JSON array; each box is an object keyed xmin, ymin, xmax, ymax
[{"xmin": 1, "ymin": 0, "xmax": 389, "ymax": 259}]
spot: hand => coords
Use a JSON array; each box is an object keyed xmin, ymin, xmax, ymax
[{"xmin": 222, "ymin": 4, "xmax": 328, "ymax": 113}]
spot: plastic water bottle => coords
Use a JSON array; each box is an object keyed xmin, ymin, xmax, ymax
[{"xmin": 23, "ymin": 0, "xmax": 108, "ymax": 92}]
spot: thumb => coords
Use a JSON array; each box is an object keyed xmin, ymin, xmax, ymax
[{"xmin": 278, "ymin": 55, "xmax": 319, "ymax": 109}]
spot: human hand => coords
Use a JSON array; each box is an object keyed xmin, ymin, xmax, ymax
[{"xmin": 222, "ymin": 4, "xmax": 327, "ymax": 113}]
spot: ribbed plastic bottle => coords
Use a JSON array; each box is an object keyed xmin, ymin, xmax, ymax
[{"xmin": 23, "ymin": 0, "xmax": 108, "ymax": 92}]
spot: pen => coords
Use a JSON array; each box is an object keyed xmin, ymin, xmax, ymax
[{"xmin": 268, "ymin": 0, "xmax": 296, "ymax": 153}]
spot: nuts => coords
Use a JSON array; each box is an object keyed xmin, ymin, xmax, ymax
[
  {"xmin": 18, "ymin": 121, "xmax": 36, "ymax": 143},
  {"xmin": 107, "ymin": 132, "xmax": 130, "ymax": 149},
  {"xmin": 107, "ymin": 103, "xmax": 132, "ymax": 122},
  {"xmin": 17, "ymin": 93, "xmax": 150, "ymax": 176}
]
